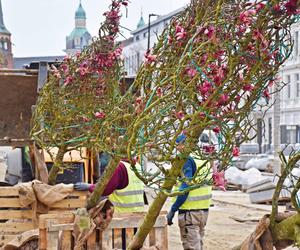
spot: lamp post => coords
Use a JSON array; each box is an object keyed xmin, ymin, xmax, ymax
[{"xmin": 147, "ymin": 13, "xmax": 159, "ymax": 53}]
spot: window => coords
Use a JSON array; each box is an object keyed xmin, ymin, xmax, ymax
[
  {"xmin": 3, "ymin": 42, "xmax": 7, "ymax": 50},
  {"xmin": 295, "ymin": 31, "xmax": 299, "ymax": 58},
  {"xmin": 143, "ymin": 32, "xmax": 147, "ymax": 38},
  {"xmin": 287, "ymin": 75, "xmax": 291, "ymax": 98},
  {"xmin": 74, "ymin": 37, "xmax": 81, "ymax": 47},
  {"xmin": 297, "ymin": 74, "xmax": 300, "ymax": 97},
  {"xmin": 135, "ymin": 35, "xmax": 140, "ymax": 41}
]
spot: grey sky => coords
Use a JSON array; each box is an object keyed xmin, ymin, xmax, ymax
[{"xmin": 2, "ymin": 0, "xmax": 190, "ymax": 57}]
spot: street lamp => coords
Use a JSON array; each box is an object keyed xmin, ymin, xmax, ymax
[{"xmin": 147, "ymin": 13, "xmax": 159, "ymax": 53}]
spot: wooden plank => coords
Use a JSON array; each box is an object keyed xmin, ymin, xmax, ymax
[
  {"xmin": 61, "ymin": 230, "xmax": 72, "ymax": 250},
  {"xmin": 155, "ymin": 227, "xmax": 168, "ymax": 250},
  {"xmin": 149, "ymin": 228, "xmax": 156, "ymax": 246},
  {"xmin": 0, "ymin": 198, "xmax": 21, "ymax": 207},
  {"xmin": 113, "ymin": 228, "xmax": 122, "ymax": 249},
  {"xmin": 0, "ymin": 187, "xmax": 18, "ymax": 196},
  {"xmin": 101, "ymin": 229, "xmax": 113, "ymax": 250},
  {"xmin": 50, "ymin": 198, "xmax": 87, "ymax": 209},
  {"xmin": 2, "ymin": 229, "xmax": 39, "ymax": 249},
  {"xmin": 0, "ymin": 210, "xmax": 32, "ymax": 219},
  {"xmin": 48, "ymin": 223, "xmax": 74, "ymax": 232},
  {"xmin": 47, "ymin": 230, "xmax": 59, "ymax": 250},
  {"xmin": 87, "ymin": 230, "xmax": 97, "ymax": 250},
  {"xmin": 0, "ymin": 234, "xmax": 20, "ymax": 247},
  {"xmin": 125, "ymin": 228, "xmax": 134, "ymax": 248},
  {"xmin": 39, "ymin": 213, "xmax": 74, "ymax": 229},
  {"xmin": 39, "ymin": 228, "xmax": 47, "ymax": 250},
  {"xmin": 108, "ymin": 214, "xmax": 166, "ymax": 229},
  {"xmin": 0, "ymin": 222, "xmax": 34, "ymax": 233}
]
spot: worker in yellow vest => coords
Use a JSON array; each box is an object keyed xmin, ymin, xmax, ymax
[
  {"xmin": 167, "ymin": 134, "xmax": 212, "ymax": 250},
  {"xmin": 74, "ymin": 159, "xmax": 145, "ymax": 213},
  {"xmin": 108, "ymin": 160, "xmax": 145, "ymax": 213}
]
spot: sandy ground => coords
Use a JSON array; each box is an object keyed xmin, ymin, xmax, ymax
[{"xmin": 160, "ymin": 190, "xmax": 299, "ymax": 250}]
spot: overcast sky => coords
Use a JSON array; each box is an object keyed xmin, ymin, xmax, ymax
[{"xmin": 2, "ymin": 0, "xmax": 190, "ymax": 57}]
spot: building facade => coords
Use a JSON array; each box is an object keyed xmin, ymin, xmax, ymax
[
  {"xmin": 0, "ymin": 0, "xmax": 13, "ymax": 69},
  {"xmin": 258, "ymin": 21, "xmax": 300, "ymax": 152},
  {"xmin": 122, "ymin": 8, "xmax": 184, "ymax": 77},
  {"xmin": 65, "ymin": 1, "xmax": 92, "ymax": 55}
]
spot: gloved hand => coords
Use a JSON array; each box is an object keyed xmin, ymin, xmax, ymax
[
  {"xmin": 166, "ymin": 210, "xmax": 175, "ymax": 226},
  {"xmin": 74, "ymin": 182, "xmax": 91, "ymax": 191}
]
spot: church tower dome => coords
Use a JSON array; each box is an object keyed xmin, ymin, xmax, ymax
[
  {"xmin": 65, "ymin": 1, "xmax": 91, "ymax": 55},
  {"xmin": 0, "ymin": 0, "xmax": 13, "ymax": 68}
]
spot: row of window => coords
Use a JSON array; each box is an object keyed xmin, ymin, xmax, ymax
[
  {"xmin": 124, "ymin": 52, "xmax": 141, "ymax": 75},
  {"xmin": 135, "ymin": 21, "xmax": 169, "ymax": 42},
  {"xmin": 286, "ymin": 73, "xmax": 300, "ymax": 98}
]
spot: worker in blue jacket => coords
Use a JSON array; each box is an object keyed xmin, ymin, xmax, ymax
[{"xmin": 167, "ymin": 134, "xmax": 212, "ymax": 250}]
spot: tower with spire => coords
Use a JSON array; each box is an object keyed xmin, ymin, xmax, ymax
[
  {"xmin": 65, "ymin": 1, "xmax": 92, "ymax": 55},
  {"xmin": 0, "ymin": 0, "xmax": 13, "ymax": 68},
  {"xmin": 137, "ymin": 10, "xmax": 145, "ymax": 29}
]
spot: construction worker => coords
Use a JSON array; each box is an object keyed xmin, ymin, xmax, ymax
[
  {"xmin": 74, "ymin": 158, "xmax": 145, "ymax": 213},
  {"xmin": 166, "ymin": 134, "xmax": 212, "ymax": 250}
]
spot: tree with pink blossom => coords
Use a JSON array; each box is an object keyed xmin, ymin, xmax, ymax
[{"xmin": 31, "ymin": 0, "xmax": 300, "ymax": 248}]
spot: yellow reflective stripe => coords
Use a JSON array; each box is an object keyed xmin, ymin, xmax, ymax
[
  {"xmin": 114, "ymin": 190, "xmax": 144, "ymax": 196},
  {"xmin": 186, "ymin": 194, "xmax": 212, "ymax": 201},
  {"xmin": 111, "ymin": 201, "xmax": 144, "ymax": 208}
]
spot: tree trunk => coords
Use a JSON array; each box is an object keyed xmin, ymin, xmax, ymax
[
  {"xmin": 48, "ymin": 146, "xmax": 67, "ymax": 185},
  {"xmin": 127, "ymin": 160, "xmax": 185, "ymax": 250},
  {"xmin": 87, "ymin": 157, "xmax": 121, "ymax": 209},
  {"xmin": 273, "ymin": 213, "xmax": 300, "ymax": 244}
]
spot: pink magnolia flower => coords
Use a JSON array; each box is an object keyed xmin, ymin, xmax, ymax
[
  {"xmin": 186, "ymin": 67, "xmax": 197, "ymax": 78},
  {"xmin": 175, "ymin": 111, "xmax": 185, "ymax": 120},
  {"xmin": 255, "ymin": 3, "xmax": 265, "ymax": 12},
  {"xmin": 82, "ymin": 116, "xmax": 90, "ymax": 122},
  {"xmin": 232, "ymin": 146, "xmax": 240, "ymax": 157},
  {"xmin": 213, "ymin": 126, "xmax": 220, "ymax": 134},
  {"xmin": 243, "ymin": 84, "xmax": 254, "ymax": 92},
  {"xmin": 239, "ymin": 9, "xmax": 256, "ymax": 26},
  {"xmin": 144, "ymin": 53, "xmax": 157, "ymax": 64},
  {"xmin": 198, "ymin": 112, "xmax": 206, "ymax": 119},
  {"xmin": 168, "ymin": 36, "xmax": 173, "ymax": 44},
  {"xmin": 156, "ymin": 87, "xmax": 163, "ymax": 97},
  {"xmin": 198, "ymin": 81, "xmax": 211, "ymax": 96},
  {"xmin": 203, "ymin": 145, "xmax": 215, "ymax": 154},
  {"xmin": 235, "ymin": 94, "xmax": 241, "ymax": 103},
  {"xmin": 175, "ymin": 25, "xmax": 187, "ymax": 40},
  {"xmin": 284, "ymin": 0, "xmax": 300, "ymax": 15},
  {"xmin": 64, "ymin": 76, "xmax": 73, "ymax": 86},
  {"xmin": 263, "ymin": 89, "xmax": 271, "ymax": 100},
  {"xmin": 204, "ymin": 25, "xmax": 215, "ymax": 39},
  {"xmin": 213, "ymin": 170, "xmax": 227, "ymax": 191},
  {"xmin": 61, "ymin": 64, "xmax": 69, "ymax": 74},
  {"xmin": 121, "ymin": 1, "xmax": 128, "ymax": 6},
  {"xmin": 218, "ymin": 94, "xmax": 229, "ymax": 106},
  {"xmin": 135, "ymin": 97, "xmax": 143, "ymax": 105},
  {"xmin": 273, "ymin": 4, "xmax": 282, "ymax": 13},
  {"xmin": 95, "ymin": 111, "xmax": 106, "ymax": 119}
]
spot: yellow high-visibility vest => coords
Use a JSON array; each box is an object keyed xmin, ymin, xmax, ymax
[
  {"xmin": 109, "ymin": 161, "xmax": 144, "ymax": 213},
  {"xmin": 172, "ymin": 155, "xmax": 212, "ymax": 210}
]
